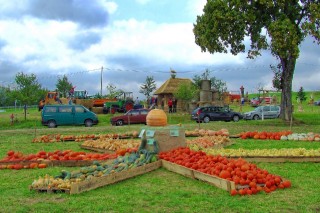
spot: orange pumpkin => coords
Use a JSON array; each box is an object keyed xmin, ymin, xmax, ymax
[
  {"xmin": 38, "ymin": 163, "xmax": 47, "ymax": 169},
  {"xmin": 146, "ymin": 109, "xmax": 167, "ymax": 126}
]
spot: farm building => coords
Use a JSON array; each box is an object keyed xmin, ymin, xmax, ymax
[{"xmin": 154, "ymin": 74, "xmax": 193, "ymax": 112}]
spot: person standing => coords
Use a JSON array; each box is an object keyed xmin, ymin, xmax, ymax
[
  {"xmin": 54, "ymin": 92, "xmax": 62, "ymax": 104},
  {"xmin": 161, "ymin": 99, "xmax": 164, "ymax": 110},
  {"xmin": 168, "ymin": 98, "xmax": 173, "ymax": 113},
  {"xmin": 135, "ymin": 97, "xmax": 140, "ymax": 105},
  {"xmin": 172, "ymin": 97, "xmax": 177, "ymax": 113},
  {"xmin": 69, "ymin": 86, "xmax": 76, "ymax": 97}
]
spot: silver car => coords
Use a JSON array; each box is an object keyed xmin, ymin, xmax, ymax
[{"xmin": 243, "ymin": 105, "xmax": 280, "ymax": 120}]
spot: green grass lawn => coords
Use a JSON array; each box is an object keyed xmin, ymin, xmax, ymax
[{"xmin": 0, "ymin": 105, "xmax": 320, "ymax": 212}]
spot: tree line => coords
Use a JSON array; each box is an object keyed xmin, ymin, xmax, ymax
[{"xmin": 0, "ymin": 70, "xmax": 227, "ymax": 108}]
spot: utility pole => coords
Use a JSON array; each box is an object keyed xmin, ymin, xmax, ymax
[{"xmin": 100, "ymin": 66, "xmax": 103, "ymax": 96}]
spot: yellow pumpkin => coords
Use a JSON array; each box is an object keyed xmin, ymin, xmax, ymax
[{"xmin": 146, "ymin": 109, "xmax": 167, "ymax": 126}]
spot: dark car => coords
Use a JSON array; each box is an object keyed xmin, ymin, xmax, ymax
[
  {"xmin": 191, "ymin": 106, "xmax": 242, "ymax": 123},
  {"xmin": 110, "ymin": 108, "xmax": 150, "ymax": 126},
  {"xmin": 314, "ymin": 100, "xmax": 320, "ymax": 106}
]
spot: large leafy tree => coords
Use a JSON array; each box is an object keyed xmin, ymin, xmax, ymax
[
  {"xmin": 193, "ymin": 0, "xmax": 319, "ymax": 121},
  {"xmin": 12, "ymin": 72, "xmax": 44, "ymax": 120},
  {"xmin": 174, "ymin": 82, "xmax": 198, "ymax": 111},
  {"xmin": 56, "ymin": 75, "xmax": 72, "ymax": 97},
  {"xmin": 139, "ymin": 76, "xmax": 156, "ymax": 99}
]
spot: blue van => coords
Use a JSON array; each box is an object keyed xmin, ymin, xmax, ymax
[{"xmin": 41, "ymin": 105, "xmax": 98, "ymax": 128}]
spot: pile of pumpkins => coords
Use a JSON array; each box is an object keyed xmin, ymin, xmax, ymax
[{"xmin": 280, "ymin": 132, "xmax": 320, "ymax": 141}]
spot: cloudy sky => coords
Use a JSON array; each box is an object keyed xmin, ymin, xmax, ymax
[{"xmin": 0, "ymin": 0, "xmax": 319, "ymax": 99}]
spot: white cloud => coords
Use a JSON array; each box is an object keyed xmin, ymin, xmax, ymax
[
  {"xmin": 103, "ymin": 1, "xmax": 118, "ymax": 14},
  {"xmin": 135, "ymin": 0, "xmax": 152, "ymax": 5},
  {"xmin": 186, "ymin": 0, "xmax": 207, "ymax": 18}
]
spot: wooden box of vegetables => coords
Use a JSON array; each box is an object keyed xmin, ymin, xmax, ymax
[
  {"xmin": 30, "ymin": 151, "xmax": 162, "ymax": 195},
  {"xmin": 69, "ymin": 160, "xmax": 162, "ymax": 194}
]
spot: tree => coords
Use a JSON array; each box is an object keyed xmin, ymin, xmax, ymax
[
  {"xmin": 193, "ymin": 69, "xmax": 211, "ymax": 88},
  {"xmin": 211, "ymin": 76, "xmax": 228, "ymax": 101},
  {"xmin": 56, "ymin": 75, "xmax": 72, "ymax": 97},
  {"xmin": 174, "ymin": 82, "xmax": 198, "ymax": 111},
  {"xmin": 11, "ymin": 72, "xmax": 43, "ymax": 120},
  {"xmin": 0, "ymin": 86, "xmax": 12, "ymax": 106},
  {"xmin": 105, "ymin": 84, "xmax": 122, "ymax": 99},
  {"xmin": 296, "ymin": 86, "xmax": 307, "ymax": 103},
  {"xmin": 139, "ymin": 76, "xmax": 156, "ymax": 99},
  {"xmin": 193, "ymin": 70, "xmax": 228, "ymax": 100},
  {"xmin": 193, "ymin": 1, "xmax": 319, "ymax": 121},
  {"xmin": 270, "ymin": 63, "xmax": 282, "ymax": 91}
]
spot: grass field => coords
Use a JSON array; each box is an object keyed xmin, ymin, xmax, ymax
[{"xmin": 0, "ymin": 103, "xmax": 320, "ymax": 212}]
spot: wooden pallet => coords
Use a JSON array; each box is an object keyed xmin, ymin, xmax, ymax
[
  {"xmin": 227, "ymin": 156, "xmax": 320, "ymax": 163},
  {"xmin": 80, "ymin": 145, "xmax": 115, "ymax": 154},
  {"xmin": 0, "ymin": 159, "xmax": 110, "ymax": 167},
  {"xmin": 161, "ymin": 160, "xmax": 267, "ymax": 192},
  {"xmin": 211, "ymin": 141, "xmax": 235, "ymax": 149},
  {"xmin": 30, "ymin": 161, "xmax": 162, "ymax": 194}
]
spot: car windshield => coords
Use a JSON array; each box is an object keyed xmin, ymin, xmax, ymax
[
  {"xmin": 124, "ymin": 110, "xmax": 132, "ymax": 115},
  {"xmin": 254, "ymin": 106, "xmax": 263, "ymax": 112},
  {"xmin": 192, "ymin": 108, "xmax": 201, "ymax": 113}
]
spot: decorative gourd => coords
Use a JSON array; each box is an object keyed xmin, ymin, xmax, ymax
[{"xmin": 146, "ymin": 109, "xmax": 167, "ymax": 126}]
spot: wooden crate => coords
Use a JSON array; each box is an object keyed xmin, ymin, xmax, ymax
[
  {"xmin": 30, "ymin": 161, "xmax": 162, "ymax": 194},
  {"xmin": 228, "ymin": 156, "xmax": 320, "ymax": 163},
  {"xmin": 161, "ymin": 160, "xmax": 195, "ymax": 179},
  {"xmin": 91, "ymin": 107, "xmax": 103, "ymax": 114},
  {"xmin": 69, "ymin": 161, "xmax": 162, "ymax": 194},
  {"xmin": 161, "ymin": 160, "xmax": 252, "ymax": 192},
  {"xmin": 48, "ymin": 160, "xmax": 99, "ymax": 167},
  {"xmin": 0, "ymin": 160, "xmax": 107, "ymax": 168},
  {"xmin": 0, "ymin": 160, "xmax": 41, "ymax": 167},
  {"xmin": 80, "ymin": 145, "xmax": 115, "ymax": 154},
  {"xmin": 211, "ymin": 141, "xmax": 235, "ymax": 149},
  {"xmin": 193, "ymin": 170, "xmax": 236, "ymax": 192}
]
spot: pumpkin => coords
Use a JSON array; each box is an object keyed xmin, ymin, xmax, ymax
[
  {"xmin": 146, "ymin": 109, "xmax": 167, "ymax": 126},
  {"xmin": 38, "ymin": 163, "xmax": 47, "ymax": 169}
]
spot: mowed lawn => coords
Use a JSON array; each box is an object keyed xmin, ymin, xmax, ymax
[{"xmin": 0, "ymin": 104, "xmax": 320, "ymax": 213}]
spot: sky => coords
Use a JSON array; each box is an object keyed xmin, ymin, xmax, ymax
[{"xmin": 0, "ymin": 0, "xmax": 319, "ymax": 99}]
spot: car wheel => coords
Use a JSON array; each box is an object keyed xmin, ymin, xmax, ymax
[
  {"xmin": 116, "ymin": 120, "xmax": 124, "ymax": 126},
  {"xmin": 232, "ymin": 115, "xmax": 240, "ymax": 122},
  {"xmin": 203, "ymin": 116, "xmax": 210, "ymax": 123},
  {"xmin": 253, "ymin": 115, "xmax": 259, "ymax": 120},
  {"xmin": 47, "ymin": 120, "xmax": 56, "ymax": 128},
  {"xmin": 85, "ymin": 119, "xmax": 93, "ymax": 127}
]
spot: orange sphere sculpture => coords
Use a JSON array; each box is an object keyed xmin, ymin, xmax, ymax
[{"xmin": 146, "ymin": 109, "xmax": 167, "ymax": 126}]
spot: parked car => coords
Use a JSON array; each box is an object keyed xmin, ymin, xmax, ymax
[
  {"xmin": 250, "ymin": 97, "xmax": 260, "ymax": 107},
  {"xmin": 41, "ymin": 104, "xmax": 98, "ymax": 128},
  {"xmin": 191, "ymin": 106, "xmax": 242, "ymax": 123},
  {"xmin": 110, "ymin": 108, "xmax": 150, "ymax": 126},
  {"xmin": 243, "ymin": 105, "xmax": 280, "ymax": 120},
  {"xmin": 314, "ymin": 100, "xmax": 320, "ymax": 106},
  {"xmin": 250, "ymin": 97, "xmax": 272, "ymax": 107}
]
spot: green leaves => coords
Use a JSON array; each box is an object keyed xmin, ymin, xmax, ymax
[
  {"xmin": 56, "ymin": 75, "xmax": 72, "ymax": 98},
  {"xmin": 139, "ymin": 76, "xmax": 156, "ymax": 99},
  {"xmin": 13, "ymin": 72, "xmax": 43, "ymax": 105}
]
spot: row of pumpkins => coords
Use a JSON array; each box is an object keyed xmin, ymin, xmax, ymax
[{"xmin": 146, "ymin": 109, "xmax": 167, "ymax": 126}]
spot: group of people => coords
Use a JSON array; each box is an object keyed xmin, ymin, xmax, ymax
[
  {"xmin": 52, "ymin": 86, "xmax": 77, "ymax": 105},
  {"xmin": 168, "ymin": 97, "xmax": 177, "ymax": 113}
]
